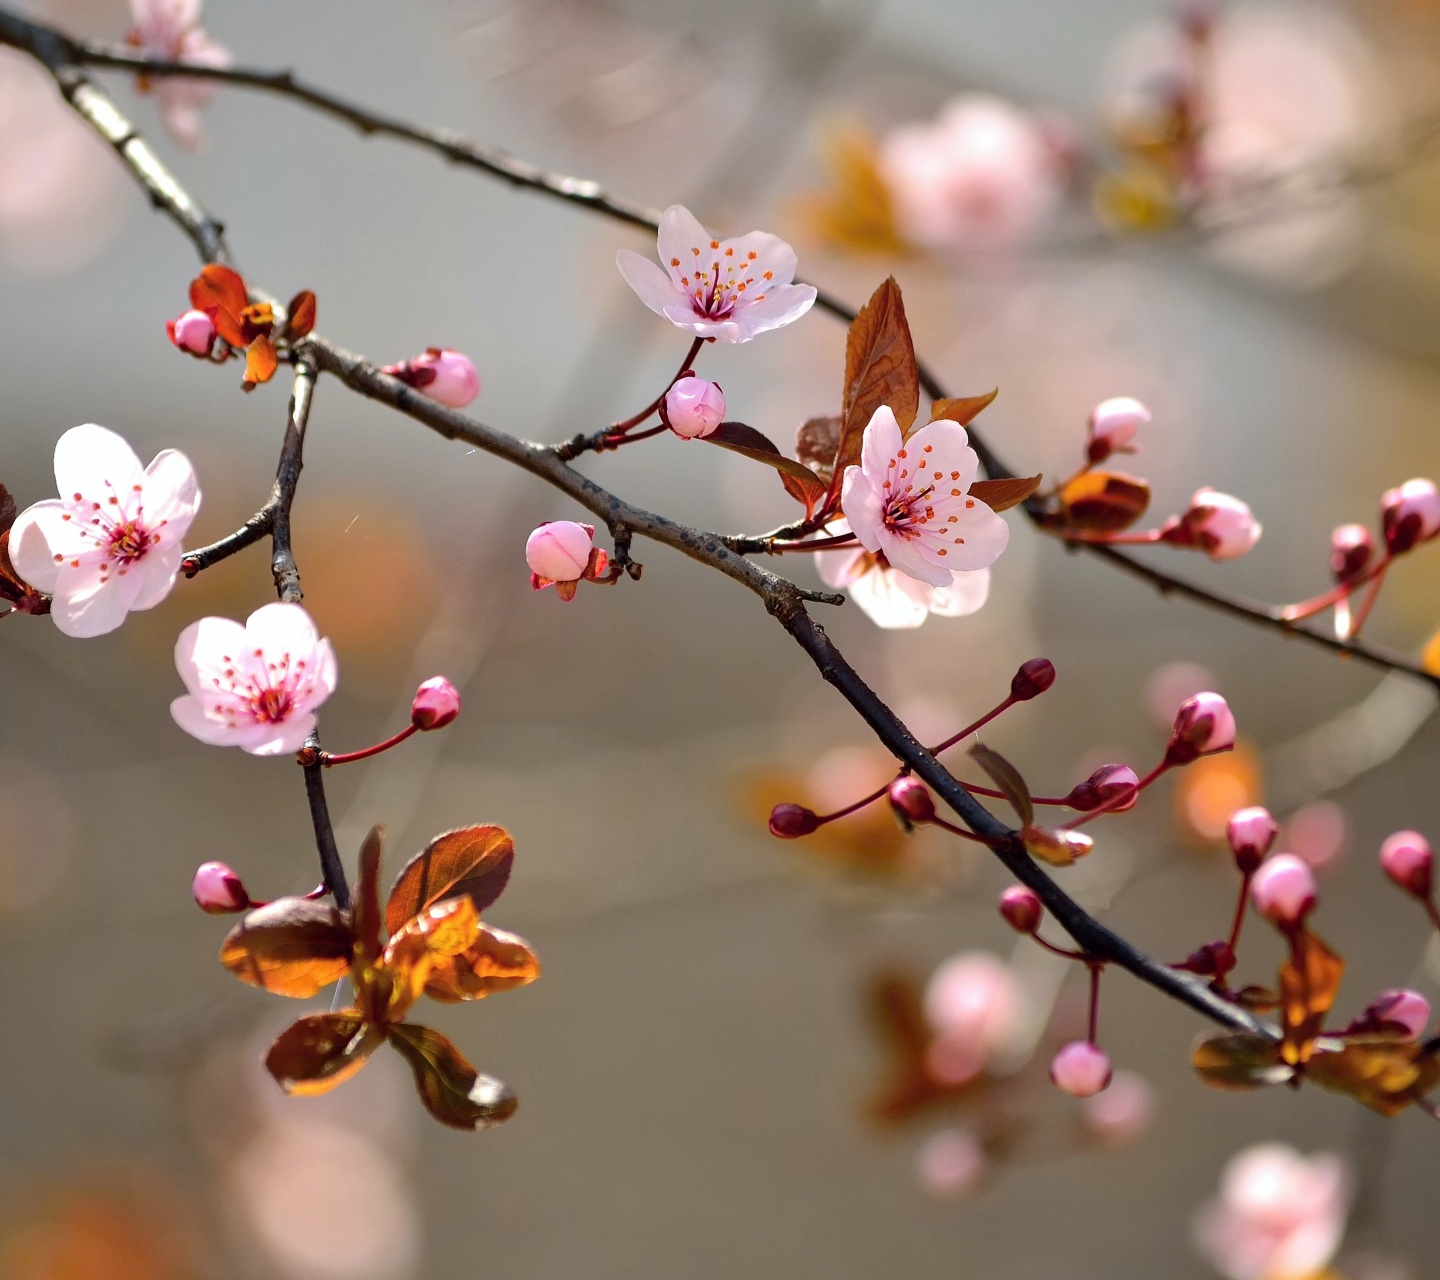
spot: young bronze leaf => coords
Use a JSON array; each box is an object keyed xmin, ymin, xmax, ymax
[
  {"xmin": 968, "ymin": 742, "xmax": 1034, "ymax": 826},
  {"xmin": 283, "ymin": 289, "xmax": 317, "ymax": 340},
  {"xmin": 241, "ymin": 335, "xmax": 279, "ymax": 392},
  {"xmin": 220, "ymin": 898, "xmax": 353, "ymax": 998},
  {"xmin": 1192, "ymin": 1032, "xmax": 1291, "ymax": 1090},
  {"xmin": 423, "ymin": 924, "xmax": 541, "ymax": 1004},
  {"xmin": 1055, "ymin": 471, "xmax": 1150, "ymax": 533},
  {"xmin": 1306, "ymin": 1037, "xmax": 1440, "ymax": 1117},
  {"xmin": 265, "ymin": 1011, "xmax": 382, "ymax": 1097},
  {"xmin": 388, "ymin": 1023, "xmax": 518, "ymax": 1131},
  {"xmin": 970, "ymin": 475, "xmax": 1042, "ymax": 514},
  {"xmin": 794, "ymin": 415, "xmax": 842, "ymax": 487},
  {"xmin": 0, "ymin": 484, "xmax": 15, "ymax": 535},
  {"xmin": 352, "ymin": 824, "xmax": 386, "ymax": 963},
  {"xmin": 189, "ymin": 263, "xmax": 249, "ymax": 347},
  {"xmin": 834, "ymin": 278, "xmax": 920, "ymax": 488},
  {"xmin": 382, "ymin": 897, "xmax": 485, "ymax": 1019},
  {"xmin": 704, "ymin": 423, "xmax": 828, "ymax": 512},
  {"xmin": 385, "ymin": 825, "xmax": 514, "ymax": 936},
  {"xmin": 931, "ymin": 390, "xmax": 997, "ymax": 427},
  {"xmin": 1279, "ymin": 928, "xmax": 1345, "ymax": 1067}
]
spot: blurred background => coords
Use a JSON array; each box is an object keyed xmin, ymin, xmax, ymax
[{"xmin": 3, "ymin": 0, "xmax": 1440, "ymax": 1275}]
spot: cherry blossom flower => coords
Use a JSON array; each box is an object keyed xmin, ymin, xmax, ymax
[
  {"xmin": 1227, "ymin": 805, "xmax": 1279, "ymax": 873},
  {"xmin": 9, "ymin": 424, "xmax": 201, "ymax": 638},
  {"xmin": 1167, "ymin": 691, "xmax": 1237, "ymax": 763},
  {"xmin": 192, "ymin": 860, "xmax": 249, "ymax": 913},
  {"xmin": 1087, "ymin": 396, "xmax": 1150, "ymax": 464},
  {"xmin": 664, "ymin": 377, "xmax": 726, "ymax": 439},
  {"xmin": 917, "ymin": 1128, "xmax": 987, "ymax": 1200},
  {"xmin": 1050, "ymin": 1041, "xmax": 1113, "ymax": 1097},
  {"xmin": 616, "ymin": 205, "xmax": 817, "ymax": 342},
  {"xmin": 879, "ymin": 95, "xmax": 1063, "ymax": 252},
  {"xmin": 814, "ymin": 519, "xmax": 990, "ymax": 629},
  {"xmin": 1193, "ymin": 1144, "xmax": 1352, "ymax": 1280},
  {"xmin": 411, "ymin": 676, "xmax": 461, "ymax": 730},
  {"xmin": 126, "ymin": 0, "xmax": 232, "ymax": 150},
  {"xmin": 998, "ymin": 885, "xmax": 1042, "ymax": 934},
  {"xmin": 382, "ymin": 348, "xmax": 480, "ymax": 409},
  {"xmin": 839, "ymin": 408, "xmax": 1010, "ymax": 589},
  {"xmin": 171, "ymin": 602, "xmax": 338, "ymax": 756},
  {"xmin": 1344, "ymin": 988, "xmax": 1430, "ymax": 1040}
]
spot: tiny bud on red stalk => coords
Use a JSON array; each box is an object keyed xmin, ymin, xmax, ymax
[
  {"xmin": 1379, "ymin": 829, "xmax": 1433, "ymax": 899},
  {"xmin": 192, "ymin": 861, "xmax": 249, "ymax": 913},
  {"xmin": 1165, "ymin": 691, "xmax": 1236, "ymax": 766},
  {"xmin": 1159, "ymin": 489, "xmax": 1262, "ymax": 560},
  {"xmin": 1344, "ymin": 988, "xmax": 1431, "ymax": 1040},
  {"xmin": 1011, "ymin": 657, "xmax": 1056, "ymax": 701},
  {"xmin": 411, "ymin": 676, "xmax": 461, "ymax": 730},
  {"xmin": 769, "ymin": 804, "xmax": 819, "ymax": 839},
  {"xmin": 1064, "ymin": 763, "xmax": 1139, "ymax": 812},
  {"xmin": 1329, "ymin": 524, "xmax": 1374, "ymax": 585},
  {"xmin": 167, "ymin": 308, "xmax": 216, "ymax": 357},
  {"xmin": 1380, "ymin": 478, "xmax": 1440, "ymax": 555},
  {"xmin": 664, "ymin": 377, "xmax": 726, "ymax": 439},
  {"xmin": 1250, "ymin": 854, "xmax": 1317, "ymax": 929},
  {"xmin": 1086, "ymin": 396, "xmax": 1150, "ymax": 464},
  {"xmin": 1226, "ymin": 805, "xmax": 1278, "ymax": 874},
  {"xmin": 888, "ymin": 776, "xmax": 935, "ymax": 827},
  {"xmin": 1174, "ymin": 939, "xmax": 1236, "ymax": 978},
  {"xmin": 1050, "ymin": 1041, "xmax": 1112, "ymax": 1097},
  {"xmin": 998, "ymin": 885, "xmax": 1042, "ymax": 934}
]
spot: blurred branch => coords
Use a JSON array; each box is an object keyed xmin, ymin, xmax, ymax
[{"xmin": 0, "ymin": 6, "xmax": 1271, "ymax": 1037}]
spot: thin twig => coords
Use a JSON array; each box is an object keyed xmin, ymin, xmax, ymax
[
  {"xmin": 301, "ymin": 739, "xmax": 350, "ymax": 909},
  {"xmin": 269, "ymin": 357, "xmax": 317, "ymax": 602}
]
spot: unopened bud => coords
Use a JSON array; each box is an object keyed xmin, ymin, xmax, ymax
[
  {"xmin": 888, "ymin": 776, "xmax": 935, "ymax": 828},
  {"xmin": 1065, "ymin": 763, "xmax": 1139, "ymax": 813},
  {"xmin": 664, "ymin": 377, "xmax": 726, "ymax": 440},
  {"xmin": 998, "ymin": 885, "xmax": 1042, "ymax": 934},
  {"xmin": 1379, "ymin": 829, "xmax": 1433, "ymax": 899},
  {"xmin": 1381, "ymin": 478, "xmax": 1440, "ymax": 555},
  {"xmin": 1166, "ymin": 691, "xmax": 1236, "ymax": 766},
  {"xmin": 1011, "ymin": 657, "xmax": 1056, "ymax": 701},
  {"xmin": 1226, "ymin": 805, "xmax": 1278, "ymax": 874},
  {"xmin": 383, "ymin": 347, "xmax": 480, "ymax": 409},
  {"xmin": 167, "ymin": 308, "xmax": 216, "ymax": 357},
  {"xmin": 769, "ymin": 803, "xmax": 819, "ymax": 838},
  {"xmin": 1250, "ymin": 853, "xmax": 1317, "ymax": 929},
  {"xmin": 1175, "ymin": 939, "xmax": 1236, "ymax": 978},
  {"xmin": 1086, "ymin": 396, "xmax": 1150, "ymax": 464},
  {"xmin": 192, "ymin": 861, "xmax": 249, "ymax": 914},
  {"xmin": 1329, "ymin": 523, "xmax": 1374, "ymax": 585},
  {"xmin": 1345, "ymin": 988, "xmax": 1431, "ymax": 1040},
  {"xmin": 1050, "ymin": 1041, "xmax": 1112, "ymax": 1097},
  {"xmin": 1161, "ymin": 488, "xmax": 1263, "ymax": 561},
  {"xmin": 526, "ymin": 520, "xmax": 595, "ymax": 586},
  {"xmin": 411, "ymin": 676, "xmax": 461, "ymax": 730}
]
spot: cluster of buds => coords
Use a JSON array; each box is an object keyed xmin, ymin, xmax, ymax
[{"xmin": 526, "ymin": 521, "xmax": 613, "ymax": 601}]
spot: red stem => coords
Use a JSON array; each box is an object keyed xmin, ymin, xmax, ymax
[
  {"xmin": 1279, "ymin": 555, "xmax": 1390, "ymax": 623},
  {"xmin": 323, "ymin": 722, "xmax": 417, "ymax": 766},
  {"xmin": 608, "ymin": 336, "xmax": 704, "ymax": 434},
  {"xmin": 1031, "ymin": 932, "xmax": 1088, "ymax": 962},
  {"xmin": 1424, "ymin": 897, "xmax": 1440, "ymax": 935},
  {"xmin": 1345, "ymin": 562, "xmax": 1389, "ymax": 638},
  {"xmin": 1226, "ymin": 872, "xmax": 1253, "ymax": 953},
  {"xmin": 766, "ymin": 532, "xmax": 859, "ymax": 554},
  {"xmin": 598, "ymin": 422, "xmax": 668, "ymax": 451},
  {"xmin": 931, "ymin": 696, "xmax": 1018, "ymax": 755},
  {"xmin": 1062, "ymin": 528, "xmax": 1166, "ymax": 547},
  {"xmin": 930, "ymin": 815, "xmax": 1004, "ymax": 847}
]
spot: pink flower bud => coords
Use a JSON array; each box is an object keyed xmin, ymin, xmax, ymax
[
  {"xmin": 1175, "ymin": 940, "xmax": 1236, "ymax": 979},
  {"xmin": 384, "ymin": 347, "xmax": 480, "ymax": 408},
  {"xmin": 888, "ymin": 776, "xmax": 935, "ymax": 827},
  {"xmin": 167, "ymin": 308, "xmax": 216, "ymax": 357},
  {"xmin": 769, "ymin": 803, "xmax": 819, "ymax": 838},
  {"xmin": 998, "ymin": 884, "xmax": 1042, "ymax": 933},
  {"xmin": 1381, "ymin": 478, "xmax": 1440, "ymax": 555},
  {"xmin": 1226, "ymin": 805, "xmax": 1278, "ymax": 874},
  {"xmin": 1345, "ymin": 988, "xmax": 1431, "ymax": 1040},
  {"xmin": 1329, "ymin": 524, "xmax": 1374, "ymax": 585},
  {"xmin": 1011, "ymin": 657, "xmax": 1056, "ymax": 701},
  {"xmin": 192, "ymin": 860, "xmax": 249, "ymax": 914},
  {"xmin": 1082, "ymin": 1070, "xmax": 1155, "ymax": 1144},
  {"xmin": 1162, "ymin": 488, "xmax": 1263, "ymax": 560},
  {"xmin": 1086, "ymin": 396, "xmax": 1150, "ymax": 464},
  {"xmin": 1250, "ymin": 853, "xmax": 1317, "ymax": 929},
  {"xmin": 411, "ymin": 676, "xmax": 461, "ymax": 730},
  {"xmin": 1379, "ymin": 829, "xmax": 1432, "ymax": 899},
  {"xmin": 1050, "ymin": 1041, "xmax": 1113, "ymax": 1097},
  {"xmin": 664, "ymin": 377, "xmax": 726, "ymax": 440},
  {"xmin": 526, "ymin": 520, "xmax": 595, "ymax": 585},
  {"xmin": 1166, "ymin": 691, "xmax": 1236, "ymax": 765},
  {"xmin": 1064, "ymin": 763, "xmax": 1140, "ymax": 813}
]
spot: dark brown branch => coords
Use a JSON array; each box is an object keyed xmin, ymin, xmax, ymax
[{"xmin": 301, "ymin": 739, "xmax": 349, "ymax": 909}]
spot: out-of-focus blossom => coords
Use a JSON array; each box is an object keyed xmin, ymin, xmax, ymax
[
  {"xmin": 841, "ymin": 407, "xmax": 1009, "ymax": 587},
  {"xmin": 1251, "ymin": 853, "xmax": 1317, "ymax": 928},
  {"xmin": 998, "ymin": 885, "xmax": 1042, "ymax": 934},
  {"xmin": 1330, "ymin": 523, "xmax": 1374, "ymax": 584},
  {"xmin": 815, "ymin": 519, "xmax": 989, "ymax": 629},
  {"xmin": 525, "ymin": 520, "xmax": 608, "ymax": 600},
  {"xmin": 1163, "ymin": 488, "xmax": 1263, "ymax": 560},
  {"xmin": 1145, "ymin": 661, "xmax": 1217, "ymax": 731},
  {"xmin": 126, "ymin": 0, "xmax": 231, "ymax": 150},
  {"xmin": 1344, "ymin": 989, "xmax": 1431, "ymax": 1040},
  {"xmin": 382, "ymin": 348, "xmax": 480, "ymax": 409},
  {"xmin": 616, "ymin": 204, "xmax": 816, "ymax": 342},
  {"xmin": 166, "ymin": 307, "xmax": 216, "ymax": 357},
  {"xmin": 10, "ymin": 424, "xmax": 201, "ymax": 638},
  {"xmin": 170, "ymin": 602, "xmax": 338, "ymax": 755},
  {"xmin": 1283, "ymin": 800, "xmax": 1347, "ymax": 872},
  {"xmin": 1064, "ymin": 763, "xmax": 1139, "ymax": 813},
  {"xmin": 1379, "ymin": 830, "xmax": 1432, "ymax": 899},
  {"xmin": 1380, "ymin": 478, "xmax": 1440, "ymax": 556},
  {"xmin": 1193, "ymin": 1143, "xmax": 1351, "ymax": 1280},
  {"xmin": 1087, "ymin": 396, "xmax": 1150, "ymax": 464},
  {"xmin": 922, "ymin": 951, "xmax": 1024, "ymax": 1085},
  {"xmin": 664, "ymin": 376, "xmax": 725, "ymax": 439},
  {"xmin": 878, "ymin": 95, "xmax": 1063, "ymax": 252},
  {"xmin": 1050, "ymin": 1041, "xmax": 1112, "ymax": 1097},
  {"xmin": 916, "ymin": 1127, "xmax": 987, "ymax": 1199},
  {"xmin": 1081, "ymin": 1070, "xmax": 1154, "ymax": 1143}
]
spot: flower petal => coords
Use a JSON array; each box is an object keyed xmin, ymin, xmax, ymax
[
  {"xmin": 130, "ymin": 540, "xmax": 184, "ymax": 610},
  {"xmin": 720, "ymin": 231, "xmax": 798, "ymax": 285},
  {"xmin": 53, "ymin": 425, "xmax": 143, "ymax": 498},
  {"xmin": 903, "ymin": 418, "xmax": 979, "ymax": 493},
  {"xmin": 616, "ymin": 250, "xmax": 682, "ymax": 319},
  {"xmin": 174, "ymin": 614, "xmax": 249, "ymax": 695},
  {"xmin": 935, "ymin": 502, "xmax": 1010, "ymax": 573},
  {"xmin": 729, "ymin": 284, "xmax": 818, "ymax": 340},
  {"xmin": 878, "ymin": 527, "xmax": 953, "ymax": 586},
  {"xmin": 860, "ymin": 406, "xmax": 903, "ymax": 482},
  {"xmin": 245, "ymin": 600, "xmax": 320, "ymax": 655},
  {"xmin": 655, "ymin": 205, "xmax": 712, "ymax": 282},
  {"xmin": 142, "ymin": 447, "xmax": 201, "ymax": 529},
  {"xmin": 50, "ymin": 563, "xmax": 144, "ymax": 637},
  {"xmin": 7, "ymin": 501, "xmax": 69, "ymax": 590},
  {"xmin": 841, "ymin": 467, "xmax": 885, "ymax": 553},
  {"xmin": 929, "ymin": 568, "xmax": 991, "ymax": 617},
  {"xmin": 171, "ymin": 693, "xmax": 241, "ymax": 745},
  {"xmin": 241, "ymin": 711, "xmax": 317, "ymax": 757},
  {"xmin": 848, "ymin": 566, "xmax": 929, "ymax": 628}
]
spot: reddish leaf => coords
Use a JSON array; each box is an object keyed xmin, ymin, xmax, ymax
[
  {"xmin": 833, "ymin": 278, "xmax": 920, "ymax": 494},
  {"xmin": 189, "ymin": 263, "xmax": 249, "ymax": 347},
  {"xmin": 1280, "ymin": 928, "xmax": 1345, "ymax": 1067},
  {"xmin": 381, "ymin": 897, "xmax": 484, "ymax": 1020},
  {"xmin": 239, "ymin": 302, "xmax": 275, "ymax": 343},
  {"xmin": 1055, "ymin": 471, "xmax": 1150, "ymax": 533},
  {"xmin": 1235, "ymin": 985, "xmax": 1281, "ymax": 1012},
  {"xmin": 0, "ymin": 484, "xmax": 15, "ymax": 534},
  {"xmin": 969, "ymin": 742, "xmax": 1033, "ymax": 826},
  {"xmin": 352, "ymin": 824, "xmax": 386, "ymax": 964},
  {"xmin": 931, "ymin": 390, "xmax": 997, "ymax": 427},
  {"xmin": 422, "ymin": 924, "xmax": 541, "ymax": 1004},
  {"xmin": 969, "ymin": 475, "xmax": 1042, "ymax": 514},
  {"xmin": 385, "ymin": 825, "xmax": 514, "ymax": 937},
  {"xmin": 241, "ymin": 335, "xmax": 278, "ymax": 392},
  {"xmin": 219, "ymin": 898, "xmax": 353, "ymax": 998},
  {"xmin": 867, "ymin": 971, "xmax": 978, "ymax": 1125},
  {"xmin": 1192, "ymin": 1032, "xmax": 1291, "ymax": 1090},
  {"xmin": 387, "ymin": 1023, "xmax": 517, "ymax": 1131},
  {"xmin": 283, "ymin": 289, "xmax": 317, "ymax": 340},
  {"xmin": 1307, "ymin": 1036, "xmax": 1440, "ymax": 1116},
  {"xmin": 265, "ymin": 1011, "xmax": 383, "ymax": 1097},
  {"xmin": 704, "ymin": 423, "xmax": 828, "ymax": 513},
  {"xmin": 794, "ymin": 415, "xmax": 842, "ymax": 487}
]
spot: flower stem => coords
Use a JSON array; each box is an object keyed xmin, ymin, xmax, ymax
[
  {"xmin": 323, "ymin": 722, "xmax": 418, "ymax": 766},
  {"xmin": 766, "ymin": 532, "xmax": 859, "ymax": 554},
  {"xmin": 609, "ymin": 336, "xmax": 704, "ymax": 434},
  {"xmin": 930, "ymin": 696, "xmax": 1018, "ymax": 755},
  {"xmin": 1063, "ymin": 761, "xmax": 1168, "ymax": 830},
  {"xmin": 1344, "ymin": 562, "xmax": 1389, "ymax": 639},
  {"xmin": 1061, "ymin": 528, "xmax": 1166, "ymax": 546},
  {"xmin": 1279, "ymin": 555, "xmax": 1390, "ymax": 623},
  {"xmin": 301, "ymin": 736, "xmax": 350, "ymax": 908}
]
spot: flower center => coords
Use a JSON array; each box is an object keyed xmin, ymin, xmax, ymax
[
  {"xmin": 673, "ymin": 243, "xmax": 774, "ymax": 319},
  {"xmin": 883, "ymin": 483, "xmax": 936, "ymax": 540},
  {"xmin": 253, "ymin": 686, "xmax": 294, "ymax": 723},
  {"xmin": 108, "ymin": 521, "xmax": 151, "ymax": 564}
]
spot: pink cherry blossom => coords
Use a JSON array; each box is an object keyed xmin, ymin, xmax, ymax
[
  {"xmin": 1081, "ymin": 1070, "xmax": 1155, "ymax": 1144},
  {"xmin": 1381, "ymin": 478, "xmax": 1440, "ymax": 555},
  {"xmin": 9, "ymin": 424, "xmax": 201, "ymax": 638},
  {"xmin": 127, "ymin": 0, "xmax": 231, "ymax": 150},
  {"xmin": 1193, "ymin": 1144, "xmax": 1351, "ymax": 1280},
  {"xmin": 1164, "ymin": 488, "xmax": 1263, "ymax": 560},
  {"xmin": 1251, "ymin": 854, "xmax": 1317, "ymax": 929},
  {"xmin": 411, "ymin": 676, "xmax": 461, "ymax": 730},
  {"xmin": 923, "ymin": 951, "xmax": 1024, "ymax": 1085},
  {"xmin": 998, "ymin": 885, "xmax": 1041, "ymax": 934},
  {"xmin": 382, "ymin": 348, "xmax": 480, "ymax": 409},
  {"xmin": 1087, "ymin": 396, "xmax": 1150, "ymax": 464},
  {"xmin": 664, "ymin": 377, "xmax": 725, "ymax": 440},
  {"xmin": 839, "ymin": 407, "xmax": 1010, "ymax": 588},
  {"xmin": 526, "ymin": 521, "xmax": 594, "ymax": 584},
  {"xmin": 878, "ymin": 95, "xmax": 1062, "ymax": 252},
  {"xmin": 917, "ymin": 1128, "xmax": 987, "ymax": 1200},
  {"xmin": 167, "ymin": 307, "xmax": 216, "ymax": 356},
  {"xmin": 1050, "ymin": 1041, "xmax": 1113, "ymax": 1097},
  {"xmin": 171, "ymin": 602, "xmax": 338, "ymax": 756},
  {"xmin": 616, "ymin": 205, "xmax": 817, "ymax": 343},
  {"xmin": 815, "ymin": 519, "xmax": 990, "ymax": 629},
  {"xmin": 192, "ymin": 860, "xmax": 249, "ymax": 913},
  {"xmin": 1379, "ymin": 829, "xmax": 1432, "ymax": 898}
]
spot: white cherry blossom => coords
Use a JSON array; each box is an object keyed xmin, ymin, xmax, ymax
[
  {"xmin": 840, "ymin": 406, "xmax": 1009, "ymax": 587},
  {"xmin": 171, "ymin": 602, "xmax": 337, "ymax": 756},
  {"xmin": 616, "ymin": 205, "xmax": 816, "ymax": 342},
  {"xmin": 10, "ymin": 424, "xmax": 201, "ymax": 638},
  {"xmin": 815, "ymin": 521, "xmax": 989, "ymax": 629},
  {"xmin": 127, "ymin": 0, "xmax": 231, "ymax": 150}
]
